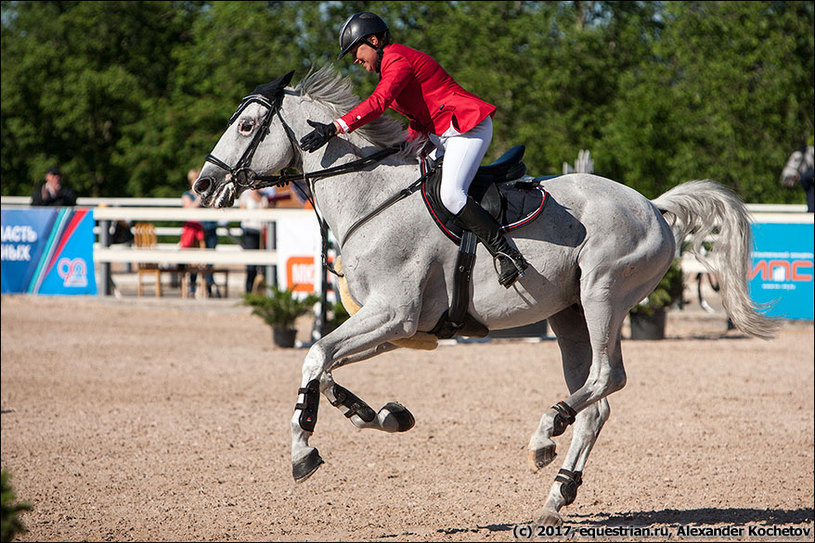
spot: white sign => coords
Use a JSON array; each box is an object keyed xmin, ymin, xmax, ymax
[{"xmin": 275, "ymin": 215, "xmax": 321, "ymax": 296}]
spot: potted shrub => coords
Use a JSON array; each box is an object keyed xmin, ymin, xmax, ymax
[
  {"xmin": 243, "ymin": 285, "xmax": 319, "ymax": 348},
  {"xmin": 628, "ymin": 258, "xmax": 684, "ymax": 340}
]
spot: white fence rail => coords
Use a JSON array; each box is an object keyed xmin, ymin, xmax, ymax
[
  {"xmin": 93, "ymin": 207, "xmax": 314, "ymax": 294},
  {"xmin": 2, "ymin": 196, "xmax": 811, "ymax": 290}
]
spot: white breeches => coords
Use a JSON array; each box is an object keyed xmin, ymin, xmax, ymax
[{"xmin": 429, "ymin": 116, "xmax": 493, "ymax": 215}]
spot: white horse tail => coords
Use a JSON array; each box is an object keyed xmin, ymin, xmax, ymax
[{"xmin": 652, "ymin": 180, "xmax": 778, "ymax": 339}]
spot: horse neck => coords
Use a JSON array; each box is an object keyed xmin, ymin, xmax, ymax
[
  {"xmin": 287, "ymin": 99, "xmax": 416, "ymax": 241},
  {"xmin": 301, "ymin": 144, "xmax": 416, "ymax": 243}
]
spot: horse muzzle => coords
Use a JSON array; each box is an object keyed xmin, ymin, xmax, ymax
[
  {"xmin": 193, "ymin": 176, "xmax": 214, "ymax": 195},
  {"xmin": 194, "ymin": 176, "xmax": 237, "ymax": 208}
]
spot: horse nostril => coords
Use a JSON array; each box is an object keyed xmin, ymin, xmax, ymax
[{"xmin": 194, "ymin": 177, "xmax": 213, "ymax": 194}]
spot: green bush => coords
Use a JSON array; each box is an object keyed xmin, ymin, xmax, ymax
[
  {"xmin": 242, "ymin": 285, "xmax": 319, "ymax": 330},
  {"xmin": 1, "ymin": 470, "xmax": 32, "ymax": 542}
]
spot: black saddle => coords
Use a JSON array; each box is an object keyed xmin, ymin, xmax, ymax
[{"xmin": 420, "ymin": 145, "xmax": 550, "ymax": 243}]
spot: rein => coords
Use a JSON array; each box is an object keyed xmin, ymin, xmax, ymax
[
  {"xmin": 206, "ymin": 91, "xmax": 412, "ymax": 277},
  {"xmin": 340, "ymin": 177, "xmax": 423, "ymax": 247}
]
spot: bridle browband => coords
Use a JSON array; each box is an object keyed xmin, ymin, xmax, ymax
[{"xmin": 204, "ymin": 88, "xmax": 405, "ymax": 276}]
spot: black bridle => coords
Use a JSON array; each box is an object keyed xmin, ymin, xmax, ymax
[
  {"xmin": 204, "ymin": 90, "xmax": 405, "ymax": 276},
  {"xmin": 204, "ymin": 92, "xmax": 299, "ymax": 189}
]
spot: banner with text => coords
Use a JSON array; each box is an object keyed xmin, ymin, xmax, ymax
[
  {"xmin": 749, "ymin": 222, "xmax": 813, "ymax": 320},
  {"xmin": 1, "ymin": 207, "xmax": 97, "ymax": 295},
  {"xmin": 275, "ymin": 214, "xmax": 321, "ymax": 297}
]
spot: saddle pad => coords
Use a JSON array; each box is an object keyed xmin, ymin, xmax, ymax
[{"xmin": 421, "ymin": 175, "xmax": 551, "ymax": 243}]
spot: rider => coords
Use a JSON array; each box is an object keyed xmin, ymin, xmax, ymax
[{"xmin": 299, "ymin": 11, "xmax": 528, "ymax": 288}]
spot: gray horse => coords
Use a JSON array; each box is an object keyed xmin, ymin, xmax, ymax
[{"xmin": 194, "ymin": 67, "xmax": 777, "ymax": 526}]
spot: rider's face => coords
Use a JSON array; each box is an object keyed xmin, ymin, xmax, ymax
[{"xmin": 352, "ymin": 37, "xmax": 379, "ymax": 72}]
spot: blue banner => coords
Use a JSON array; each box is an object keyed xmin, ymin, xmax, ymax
[
  {"xmin": 1, "ymin": 208, "xmax": 97, "ymax": 295},
  {"xmin": 749, "ymin": 222, "xmax": 814, "ymax": 320}
]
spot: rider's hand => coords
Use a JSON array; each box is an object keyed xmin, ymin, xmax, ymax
[{"xmin": 299, "ymin": 120, "xmax": 338, "ymax": 153}]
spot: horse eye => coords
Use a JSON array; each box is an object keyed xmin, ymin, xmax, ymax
[{"xmin": 238, "ymin": 119, "xmax": 255, "ymax": 135}]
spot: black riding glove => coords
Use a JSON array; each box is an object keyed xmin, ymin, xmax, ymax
[{"xmin": 299, "ymin": 120, "xmax": 337, "ymax": 153}]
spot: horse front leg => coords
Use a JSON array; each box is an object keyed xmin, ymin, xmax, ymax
[
  {"xmin": 319, "ymin": 368, "xmax": 416, "ymax": 433},
  {"xmin": 290, "ymin": 301, "xmax": 418, "ymax": 482}
]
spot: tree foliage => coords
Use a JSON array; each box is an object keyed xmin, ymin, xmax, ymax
[
  {"xmin": 1, "ymin": 469, "xmax": 31, "ymax": 542},
  {"xmin": 2, "ymin": 1, "xmax": 812, "ymax": 204}
]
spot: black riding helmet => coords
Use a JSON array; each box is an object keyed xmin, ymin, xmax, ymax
[{"xmin": 337, "ymin": 11, "xmax": 389, "ymax": 60}]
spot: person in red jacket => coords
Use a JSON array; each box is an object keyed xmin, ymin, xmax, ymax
[{"xmin": 300, "ymin": 11, "xmax": 527, "ymax": 288}]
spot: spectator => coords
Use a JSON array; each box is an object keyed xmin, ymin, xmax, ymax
[
  {"xmin": 781, "ymin": 144, "xmax": 814, "ymax": 213},
  {"xmin": 798, "ymin": 146, "xmax": 815, "ymax": 212},
  {"xmin": 801, "ymin": 167, "xmax": 815, "ymax": 213},
  {"xmin": 239, "ymin": 188, "xmax": 270, "ymax": 294},
  {"xmin": 269, "ymin": 182, "xmax": 311, "ymax": 209},
  {"xmin": 181, "ymin": 168, "xmax": 219, "ymax": 297},
  {"xmin": 31, "ymin": 166, "xmax": 76, "ymax": 206}
]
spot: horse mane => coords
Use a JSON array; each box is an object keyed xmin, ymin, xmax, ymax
[{"xmin": 294, "ymin": 65, "xmax": 422, "ymax": 159}]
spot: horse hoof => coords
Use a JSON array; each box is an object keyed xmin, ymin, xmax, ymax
[
  {"xmin": 528, "ymin": 444, "xmax": 556, "ymax": 472},
  {"xmin": 379, "ymin": 402, "xmax": 415, "ymax": 433},
  {"xmin": 537, "ymin": 509, "xmax": 564, "ymax": 527},
  {"xmin": 292, "ymin": 448, "xmax": 324, "ymax": 482}
]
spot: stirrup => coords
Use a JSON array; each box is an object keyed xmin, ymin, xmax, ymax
[{"xmin": 494, "ymin": 251, "xmax": 528, "ymax": 288}]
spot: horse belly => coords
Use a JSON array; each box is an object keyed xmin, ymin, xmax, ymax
[{"xmin": 469, "ymin": 241, "xmax": 581, "ymax": 330}]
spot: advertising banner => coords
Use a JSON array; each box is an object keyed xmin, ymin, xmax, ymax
[
  {"xmin": 1, "ymin": 207, "xmax": 97, "ymax": 295},
  {"xmin": 749, "ymin": 222, "xmax": 814, "ymax": 320},
  {"xmin": 275, "ymin": 214, "xmax": 321, "ymax": 296}
]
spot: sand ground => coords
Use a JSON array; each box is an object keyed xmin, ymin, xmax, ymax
[{"xmin": 1, "ymin": 294, "xmax": 813, "ymax": 542}]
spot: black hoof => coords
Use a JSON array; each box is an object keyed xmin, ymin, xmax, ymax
[
  {"xmin": 380, "ymin": 402, "xmax": 415, "ymax": 433},
  {"xmin": 292, "ymin": 448, "xmax": 324, "ymax": 482}
]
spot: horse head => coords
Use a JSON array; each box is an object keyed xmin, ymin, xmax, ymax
[{"xmin": 195, "ymin": 71, "xmax": 299, "ymax": 208}]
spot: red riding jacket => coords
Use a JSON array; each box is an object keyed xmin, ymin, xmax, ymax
[{"xmin": 338, "ymin": 43, "xmax": 496, "ymax": 141}]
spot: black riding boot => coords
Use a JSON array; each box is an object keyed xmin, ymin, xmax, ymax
[{"xmin": 453, "ymin": 198, "xmax": 528, "ymax": 288}]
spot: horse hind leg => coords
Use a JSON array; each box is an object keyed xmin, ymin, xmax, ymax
[
  {"xmin": 528, "ymin": 304, "xmax": 591, "ymax": 471},
  {"xmin": 528, "ymin": 278, "xmax": 628, "ymax": 466},
  {"xmin": 537, "ymin": 399, "xmax": 609, "ymax": 526},
  {"xmin": 530, "ymin": 305, "xmax": 612, "ymax": 526}
]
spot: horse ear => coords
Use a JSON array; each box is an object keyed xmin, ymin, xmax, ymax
[{"xmin": 251, "ymin": 71, "xmax": 296, "ymax": 101}]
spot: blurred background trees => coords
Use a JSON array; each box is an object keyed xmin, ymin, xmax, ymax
[{"xmin": 2, "ymin": 1, "xmax": 812, "ymax": 203}]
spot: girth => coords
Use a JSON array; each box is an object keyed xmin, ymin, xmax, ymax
[{"xmin": 429, "ymin": 231, "xmax": 490, "ymax": 339}]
